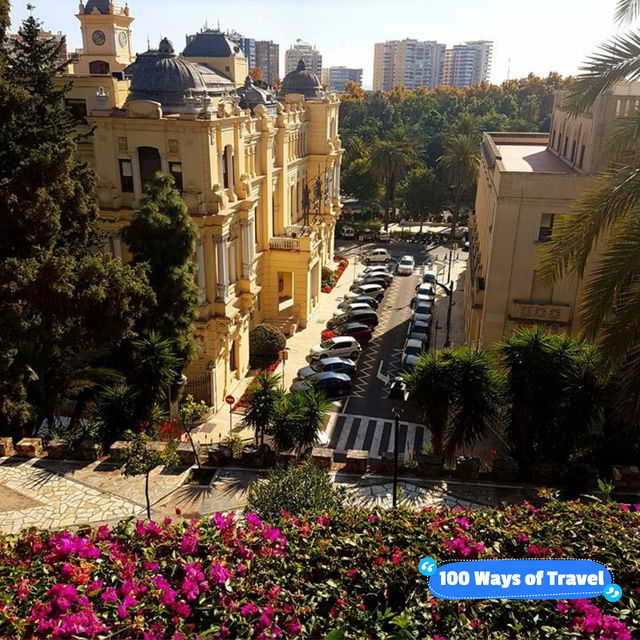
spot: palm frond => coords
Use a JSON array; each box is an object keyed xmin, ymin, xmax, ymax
[
  {"xmin": 539, "ymin": 166, "xmax": 640, "ymax": 284},
  {"xmin": 577, "ymin": 208, "xmax": 640, "ymax": 340},
  {"xmin": 567, "ymin": 31, "xmax": 640, "ymax": 114},
  {"xmin": 605, "ymin": 111, "xmax": 640, "ymax": 155},
  {"xmin": 615, "ymin": 0, "xmax": 640, "ymax": 24},
  {"xmin": 614, "ymin": 344, "xmax": 640, "ymax": 422}
]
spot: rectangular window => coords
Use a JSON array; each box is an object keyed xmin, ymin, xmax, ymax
[
  {"xmin": 538, "ymin": 213, "xmax": 554, "ymax": 241},
  {"xmin": 119, "ymin": 159, "xmax": 134, "ymax": 193},
  {"xmin": 551, "ymin": 131, "xmax": 556, "ymax": 149},
  {"xmin": 169, "ymin": 162, "xmax": 183, "ymax": 192},
  {"xmin": 531, "ymin": 270, "xmax": 552, "ymax": 304},
  {"xmin": 228, "ymin": 244, "xmax": 237, "ymax": 284},
  {"xmin": 571, "ymin": 140, "xmax": 576, "ymax": 163},
  {"xmin": 563, "ymin": 137, "xmax": 568, "ymax": 156},
  {"xmin": 65, "ymin": 98, "xmax": 87, "ymax": 124},
  {"xmin": 579, "ymin": 144, "xmax": 586, "ymax": 168}
]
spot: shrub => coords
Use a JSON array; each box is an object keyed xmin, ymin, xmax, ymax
[
  {"xmin": 321, "ymin": 266, "xmax": 335, "ymax": 287},
  {"xmin": 249, "ymin": 324, "xmax": 286, "ymax": 370},
  {"xmin": 247, "ymin": 462, "xmax": 346, "ymax": 521},
  {"xmin": 0, "ymin": 500, "xmax": 639, "ymax": 639}
]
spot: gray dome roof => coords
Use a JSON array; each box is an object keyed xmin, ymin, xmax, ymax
[
  {"xmin": 279, "ymin": 59, "xmax": 323, "ymax": 99},
  {"xmin": 183, "ymin": 30, "xmax": 244, "ymax": 58},
  {"xmin": 84, "ymin": 0, "xmax": 110, "ymax": 14},
  {"xmin": 124, "ymin": 39, "xmax": 233, "ymax": 113},
  {"xmin": 237, "ymin": 76, "xmax": 277, "ymax": 113}
]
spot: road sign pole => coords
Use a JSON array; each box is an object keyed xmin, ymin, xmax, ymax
[{"xmin": 224, "ymin": 395, "xmax": 235, "ymax": 435}]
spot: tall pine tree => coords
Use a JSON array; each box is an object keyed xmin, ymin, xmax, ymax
[{"xmin": 0, "ymin": 9, "xmax": 154, "ymax": 437}]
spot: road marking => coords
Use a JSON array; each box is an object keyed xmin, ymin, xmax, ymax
[{"xmin": 376, "ymin": 359, "xmax": 390, "ymax": 383}]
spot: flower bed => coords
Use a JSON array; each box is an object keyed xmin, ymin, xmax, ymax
[
  {"xmin": 232, "ymin": 360, "xmax": 281, "ymax": 412},
  {"xmin": 321, "ymin": 256, "xmax": 349, "ymax": 293},
  {"xmin": 0, "ymin": 501, "xmax": 639, "ymax": 639}
]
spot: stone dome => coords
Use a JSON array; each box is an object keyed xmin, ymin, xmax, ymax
[
  {"xmin": 237, "ymin": 76, "xmax": 277, "ymax": 113},
  {"xmin": 183, "ymin": 30, "xmax": 244, "ymax": 58},
  {"xmin": 83, "ymin": 0, "xmax": 110, "ymax": 14},
  {"xmin": 124, "ymin": 39, "xmax": 233, "ymax": 113},
  {"xmin": 278, "ymin": 59, "xmax": 323, "ymax": 100}
]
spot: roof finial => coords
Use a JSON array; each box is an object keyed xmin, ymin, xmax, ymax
[
  {"xmin": 147, "ymin": 35, "xmax": 150, "ymax": 51},
  {"xmin": 26, "ymin": 3, "xmax": 35, "ymax": 15},
  {"xmin": 217, "ymin": 17, "xmax": 220, "ymax": 32}
]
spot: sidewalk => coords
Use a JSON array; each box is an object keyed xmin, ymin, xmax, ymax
[{"xmin": 192, "ymin": 255, "xmax": 367, "ymax": 445}]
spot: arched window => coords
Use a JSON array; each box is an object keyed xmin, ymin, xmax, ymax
[
  {"xmin": 138, "ymin": 146, "xmax": 161, "ymax": 190},
  {"xmin": 89, "ymin": 60, "xmax": 110, "ymax": 75}
]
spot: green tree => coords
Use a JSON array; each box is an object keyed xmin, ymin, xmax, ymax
[
  {"xmin": 340, "ymin": 157, "xmax": 383, "ymax": 205},
  {"xmin": 497, "ymin": 327, "xmax": 604, "ymax": 477},
  {"xmin": 121, "ymin": 430, "xmax": 178, "ymax": 519},
  {"xmin": 123, "ymin": 174, "xmax": 200, "ymax": 370},
  {"xmin": 179, "ymin": 394, "xmax": 209, "ymax": 469},
  {"xmin": 399, "ymin": 167, "xmax": 446, "ymax": 230},
  {"xmin": 241, "ymin": 372, "xmax": 282, "ymax": 447},
  {"xmin": 249, "ymin": 324, "xmax": 286, "ymax": 370},
  {"xmin": 247, "ymin": 462, "xmax": 345, "ymax": 522},
  {"xmin": 437, "ymin": 133, "xmax": 480, "ymax": 242},
  {"xmin": 369, "ymin": 131, "xmax": 421, "ymax": 230},
  {"xmin": 539, "ymin": 0, "xmax": 640, "ymax": 421},
  {"xmin": 0, "ymin": 12, "xmax": 153, "ymax": 437}
]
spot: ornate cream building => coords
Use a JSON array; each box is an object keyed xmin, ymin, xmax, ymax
[
  {"xmin": 65, "ymin": 1, "xmax": 343, "ymax": 409},
  {"xmin": 464, "ymin": 83, "xmax": 640, "ymax": 347}
]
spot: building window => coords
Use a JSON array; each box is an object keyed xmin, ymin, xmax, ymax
[
  {"xmin": 229, "ymin": 339, "xmax": 237, "ymax": 372},
  {"xmin": 119, "ymin": 159, "xmax": 134, "ymax": 193},
  {"xmin": 563, "ymin": 137, "xmax": 568, "ymax": 156},
  {"xmin": 571, "ymin": 140, "xmax": 577, "ymax": 163},
  {"xmin": 89, "ymin": 60, "xmax": 110, "ymax": 75},
  {"xmin": 169, "ymin": 162, "xmax": 183, "ymax": 192},
  {"xmin": 531, "ymin": 270, "xmax": 553, "ymax": 304},
  {"xmin": 65, "ymin": 98, "xmax": 87, "ymax": 124},
  {"xmin": 538, "ymin": 213, "xmax": 554, "ymax": 241},
  {"xmin": 551, "ymin": 131, "xmax": 556, "ymax": 149},
  {"xmin": 579, "ymin": 144, "xmax": 586, "ymax": 168},
  {"xmin": 557, "ymin": 133, "xmax": 562, "ymax": 152},
  {"xmin": 138, "ymin": 146, "xmax": 161, "ymax": 190}
]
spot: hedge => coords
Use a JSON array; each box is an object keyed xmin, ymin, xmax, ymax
[{"xmin": 0, "ymin": 500, "xmax": 638, "ymax": 639}]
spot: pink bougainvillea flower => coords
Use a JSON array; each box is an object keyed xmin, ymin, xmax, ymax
[
  {"xmin": 368, "ymin": 514, "xmax": 377, "ymax": 523},
  {"xmin": 316, "ymin": 516, "xmax": 330, "ymax": 526},
  {"xmin": 455, "ymin": 516, "xmax": 470, "ymax": 529},
  {"xmin": 516, "ymin": 534, "xmax": 529, "ymax": 543}
]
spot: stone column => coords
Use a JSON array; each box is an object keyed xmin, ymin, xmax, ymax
[
  {"xmin": 215, "ymin": 233, "xmax": 230, "ymax": 301},
  {"xmin": 240, "ymin": 219, "xmax": 252, "ymax": 279},
  {"xmin": 196, "ymin": 237, "xmax": 207, "ymax": 305},
  {"xmin": 112, "ymin": 233, "xmax": 122, "ymax": 260}
]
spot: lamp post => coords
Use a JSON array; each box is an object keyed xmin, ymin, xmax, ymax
[
  {"xmin": 301, "ymin": 167, "xmax": 334, "ymax": 235},
  {"xmin": 388, "ymin": 376, "xmax": 409, "ymax": 508}
]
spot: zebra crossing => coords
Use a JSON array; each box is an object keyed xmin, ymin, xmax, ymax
[{"xmin": 326, "ymin": 413, "xmax": 429, "ymax": 461}]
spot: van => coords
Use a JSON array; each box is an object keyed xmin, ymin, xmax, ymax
[{"xmin": 341, "ymin": 226, "xmax": 355, "ymax": 239}]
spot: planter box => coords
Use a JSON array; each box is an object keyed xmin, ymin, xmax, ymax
[
  {"xmin": 530, "ymin": 463, "xmax": 557, "ymax": 485},
  {"xmin": 0, "ymin": 437, "xmax": 15, "ymax": 457},
  {"xmin": 453, "ymin": 457, "xmax": 480, "ymax": 482},
  {"xmin": 276, "ymin": 451, "xmax": 296, "ymax": 466},
  {"xmin": 207, "ymin": 445, "xmax": 231, "ymax": 466},
  {"xmin": 613, "ymin": 465, "xmax": 640, "ymax": 491},
  {"xmin": 46, "ymin": 440, "xmax": 70, "ymax": 460},
  {"xmin": 176, "ymin": 442, "xmax": 197, "ymax": 467},
  {"xmin": 109, "ymin": 441, "xmax": 130, "ymax": 462},
  {"xmin": 77, "ymin": 440, "xmax": 103, "ymax": 462},
  {"xmin": 491, "ymin": 456, "xmax": 519, "ymax": 483},
  {"xmin": 310, "ymin": 447, "xmax": 333, "ymax": 470},
  {"xmin": 345, "ymin": 449, "xmax": 369, "ymax": 475},
  {"xmin": 15, "ymin": 438, "xmax": 43, "ymax": 458},
  {"xmin": 241, "ymin": 444, "xmax": 276, "ymax": 468},
  {"xmin": 416, "ymin": 453, "xmax": 443, "ymax": 478},
  {"xmin": 146, "ymin": 441, "xmax": 168, "ymax": 454}
]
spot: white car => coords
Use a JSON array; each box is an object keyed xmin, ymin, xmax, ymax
[
  {"xmin": 413, "ymin": 301, "xmax": 433, "ymax": 324},
  {"xmin": 415, "ymin": 282, "xmax": 436, "ymax": 298},
  {"xmin": 397, "ymin": 255, "xmax": 415, "ymax": 275},
  {"xmin": 408, "ymin": 320, "xmax": 431, "ymax": 342},
  {"xmin": 310, "ymin": 336, "xmax": 362, "ymax": 361},
  {"xmin": 421, "ymin": 266, "xmax": 438, "ymax": 284},
  {"xmin": 364, "ymin": 248, "xmax": 391, "ymax": 264},
  {"xmin": 361, "ymin": 265, "xmax": 392, "ymax": 276},
  {"xmin": 346, "ymin": 283, "xmax": 385, "ymax": 301},
  {"xmin": 378, "ymin": 230, "xmax": 390, "ymax": 242},
  {"xmin": 333, "ymin": 302, "xmax": 375, "ymax": 318},
  {"xmin": 341, "ymin": 226, "xmax": 355, "ymax": 239}
]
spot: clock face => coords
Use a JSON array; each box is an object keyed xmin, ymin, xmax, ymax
[
  {"xmin": 92, "ymin": 30, "xmax": 106, "ymax": 46},
  {"xmin": 118, "ymin": 31, "xmax": 128, "ymax": 47}
]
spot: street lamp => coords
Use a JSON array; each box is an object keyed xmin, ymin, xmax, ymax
[{"xmin": 388, "ymin": 376, "xmax": 409, "ymax": 508}]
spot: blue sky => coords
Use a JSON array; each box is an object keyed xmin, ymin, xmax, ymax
[{"xmin": 10, "ymin": 0, "xmax": 622, "ymax": 88}]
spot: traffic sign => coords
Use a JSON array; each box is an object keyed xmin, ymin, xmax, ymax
[
  {"xmin": 279, "ymin": 349, "xmax": 289, "ymax": 361},
  {"xmin": 225, "ymin": 395, "xmax": 235, "ymax": 405}
]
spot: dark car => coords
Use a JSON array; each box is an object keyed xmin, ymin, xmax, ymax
[
  {"xmin": 337, "ymin": 295, "xmax": 379, "ymax": 311},
  {"xmin": 321, "ymin": 322, "xmax": 373, "ymax": 345},
  {"xmin": 327, "ymin": 309, "xmax": 379, "ymax": 330},
  {"xmin": 290, "ymin": 372, "xmax": 352, "ymax": 397},
  {"xmin": 360, "ymin": 228, "xmax": 375, "ymax": 241},
  {"xmin": 296, "ymin": 357, "xmax": 357, "ymax": 380}
]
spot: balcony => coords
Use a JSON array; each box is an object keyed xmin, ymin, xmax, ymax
[
  {"xmin": 269, "ymin": 237, "xmax": 300, "ymax": 251},
  {"xmin": 268, "ymin": 231, "xmax": 320, "ymax": 256}
]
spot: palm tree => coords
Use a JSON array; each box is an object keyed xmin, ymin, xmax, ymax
[
  {"xmin": 241, "ymin": 372, "xmax": 282, "ymax": 447},
  {"xmin": 369, "ymin": 132, "xmax": 421, "ymax": 230},
  {"xmin": 437, "ymin": 133, "xmax": 480, "ymax": 243},
  {"xmin": 294, "ymin": 388, "xmax": 331, "ymax": 457},
  {"xmin": 538, "ymin": 0, "xmax": 640, "ymax": 420}
]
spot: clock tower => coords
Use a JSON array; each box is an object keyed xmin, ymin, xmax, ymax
[{"xmin": 75, "ymin": 0, "xmax": 134, "ymax": 75}]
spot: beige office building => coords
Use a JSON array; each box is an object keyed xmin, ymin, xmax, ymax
[
  {"xmin": 464, "ymin": 83, "xmax": 640, "ymax": 347},
  {"xmin": 373, "ymin": 39, "xmax": 445, "ymax": 91}
]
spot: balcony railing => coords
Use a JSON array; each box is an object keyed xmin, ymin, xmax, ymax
[{"xmin": 269, "ymin": 237, "xmax": 299, "ymax": 251}]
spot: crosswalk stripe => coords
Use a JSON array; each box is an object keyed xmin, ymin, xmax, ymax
[
  {"xmin": 336, "ymin": 416, "xmax": 354, "ymax": 452},
  {"xmin": 328, "ymin": 415, "xmax": 346, "ymax": 449},
  {"xmin": 344, "ymin": 418, "xmax": 361, "ymax": 451}
]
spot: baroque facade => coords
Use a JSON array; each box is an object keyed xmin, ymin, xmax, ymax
[{"xmin": 66, "ymin": 1, "xmax": 343, "ymax": 410}]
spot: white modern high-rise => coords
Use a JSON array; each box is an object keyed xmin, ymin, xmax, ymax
[
  {"xmin": 284, "ymin": 40, "xmax": 322, "ymax": 76},
  {"xmin": 373, "ymin": 39, "xmax": 445, "ymax": 91},
  {"xmin": 441, "ymin": 41, "xmax": 493, "ymax": 87},
  {"xmin": 324, "ymin": 67, "xmax": 363, "ymax": 93}
]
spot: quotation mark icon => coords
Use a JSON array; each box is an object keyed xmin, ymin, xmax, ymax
[
  {"xmin": 603, "ymin": 584, "xmax": 622, "ymax": 602},
  {"xmin": 418, "ymin": 557, "xmax": 437, "ymax": 576}
]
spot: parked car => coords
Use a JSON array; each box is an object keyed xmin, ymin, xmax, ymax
[
  {"xmin": 421, "ymin": 266, "xmax": 438, "ymax": 284},
  {"xmin": 296, "ymin": 357, "xmax": 356, "ymax": 380},
  {"xmin": 310, "ymin": 336, "xmax": 362, "ymax": 361},
  {"xmin": 321, "ymin": 322, "xmax": 373, "ymax": 345},
  {"xmin": 341, "ymin": 226, "xmax": 355, "ymax": 239},
  {"xmin": 397, "ymin": 255, "xmax": 415, "ymax": 275},
  {"xmin": 361, "ymin": 265, "xmax": 392, "ymax": 277},
  {"xmin": 360, "ymin": 228, "xmax": 374, "ymax": 241},
  {"xmin": 364, "ymin": 248, "xmax": 391, "ymax": 264},
  {"xmin": 353, "ymin": 275, "xmax": 393, "ymax": 291},
  {"xmin": 337, "ymin": 295, "xmax": 379, "ymax": 311},
  {"xmin": 415, "ymin": 282, "xmax": 436, "ymax": 298},
  {"xmin": 327, "ymin": 308, "xmax": 379, "ymax": 330},
  {"xmin": 346, "ymin": 283, "xmax": 385, "ymax": 301},
  {"xmin": 402, "ymin": 338, "xmax": 425, "ymax": 369},
  {"xmin": 408, "ymin": 319, "xmax": 431, "ymax": 342},
  {"xmin": 333, "ymin": 302, "xmax": 376, "ymax": 318},
  {"xmin": 377, "ymin": 230, "xmax": 390, "ymax": 242},
  {"xmin": 290, "ymin": 372, "xmax": 352, "ymax": 397},
  {"xmin": 413, "ymin": 302, "xmax": 433, "ymax": 324}
]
